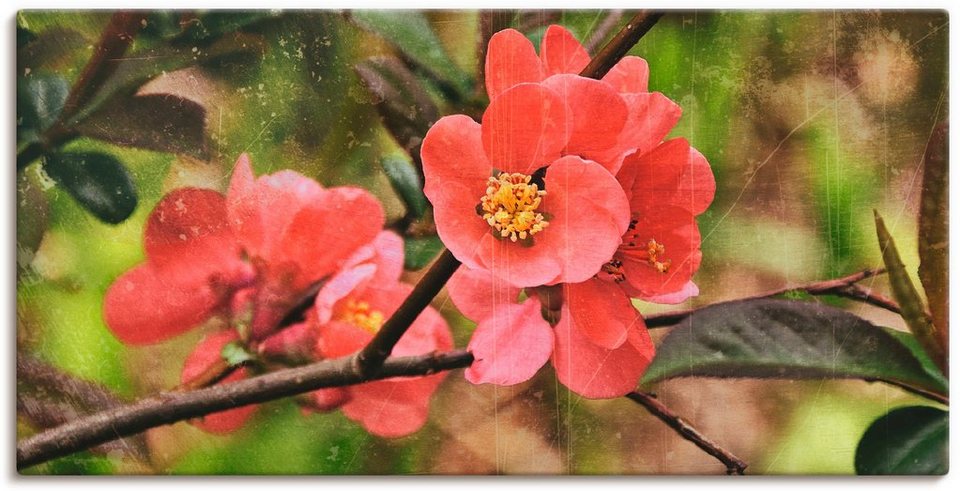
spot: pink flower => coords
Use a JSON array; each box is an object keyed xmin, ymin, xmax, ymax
[
  {"xmin": 421, "ymin": 25, "xmax": 689, "ymax": 290},
  {"xmin": 180, "ymin": 329, "xmax": 258, "ymax": 433},
  {"xmin": 103, "ymin": 154, "xmax": 385, "ymax": 345},
  {"xmin": 275, "ymin": 231, "xmax": 453, "ymax": 438},
  {"xmin": 447, "ymin": 267, "xmax": 654, "ymax": 399}
]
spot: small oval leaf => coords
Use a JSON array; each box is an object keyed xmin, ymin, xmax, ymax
[
  {"xmin": 855, "ymin": 405, "xmax": 947, "ymax": 475},
  {"xmin": 44, "ymin": 152, "xmax": 138, "ymax": 224},
  {"xmin": 17, "ymin": 74, "xmax": 70, "ymax": 143},
  {"xmin": 642, "ymin": 298, "xmax": 948, "ymax": 396},
  {"xmin": 382, "ymin": 153, "xmax": 428, "ymax": 219}
]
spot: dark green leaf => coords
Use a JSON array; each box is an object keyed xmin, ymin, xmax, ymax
[
  {"xmin": 917, "ymin": 122, "xmax": 948, "ymax": 339},
  {"xmin": 641, "ymin": 298, "xmax": 947, "ymax": 396},
  {"xmin": 874, "ymin": 211, "xmax": 945, "ymax": 373},
  {"xmin": 355, "ymin": 56, "xmax": 439, "ymax": 161},
  {"xmin": 17, "ymin": 74, "xmax": 70, "ymax": 143},
  {"xmin": 17, "ymin": 27, "xmax": 88, "ymax": 74},
  {"xmin": 76, "ymin": 93, "xmax": 209, "ymax": 159},
  {"xmin": 883, "ymin": 328, "xmax": 948, "ymax": 396},
  {"xmin": 176, "ymin": 11, "xmax": 278, "ymax": 41},
  {"xmin": 855, "ymin": 405, "xmax": 947, "ymax": 475},
  {"xmin": 404, "ymin": 235, "xmax": 444, "ymax": 271},
  {"xmin": 17, "ymin": 26, "xmax": 37, "ymax": 48},
  {"xmin": 44, "ymin": 152, "xmax": 138, "ymax": 224},
  {"xmin": 221, "ymin": 341, "xmax": 256, "ymax": 367},
  {"xmin": 349, "ymin": 10, "xmax": 472, "ymax": 94},
  {"xmin": 382, "ymin": 153, "xmax": 428, "ymax": 219}
]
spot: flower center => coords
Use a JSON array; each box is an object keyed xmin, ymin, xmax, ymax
[
  {"xmin": 478, "ymin": 172, "xmax": 549, "ymax": 242},
  {"xmin": 339, "ymin": 299, "xmax": 385, "ymax": 334}
]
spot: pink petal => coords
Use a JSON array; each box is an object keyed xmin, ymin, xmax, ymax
[
  {"xmin": 143, "ymin": 188, "xmax": 242, "ymax": 281},
  {"xmin": 678, "ymin": 147, "xmax": 716, "ymax": 216},
  {"xmin": 309, "ymin": 388, "xmax": 351, "ymax": 412},
  {"xmin": 181, "ymin": 330, "xmax": 257, "ymax": 433},
  {"xmin": 485, "ymin": 29, "xmax": 544, "ymax": 100},
  {"xmin": 341, "ymin": 375, "xmax": 445, "ymax": 438},
  {"xmin": 587, "ymin": 92, "xmax": 682, "ymax": 170},
  {"xmin": 602, "ymin": 56, "xmax": 650, "ymax": 93},
  {"xmin": 352, "ymin": 283, "xmax": 453, "ymax": 358},
  {"xmin": 103, "ymin": 264, "xmax": 225, "ymax": 345},
  {"xmin": 619, "ymin": 206, "xmax": 703, "ymax": 298},
  {"xmin": 481, "ymin": 83, "xmax": 570, "ymax": 175},
  {"xmin": 369, "ymin": 231, "xmax": 405, "ymax": 284},
  {"xmin": 619, "ymin": 138, "xmax": 691, "ymax": 207},
  {"xmin": 316, "ymin": 320, "xmax": 373, "ymax": 359},
  {"xmin": 465, "ymin": 297, "xmax": 553, "ymax": 386},
  {"xmin": 539, "ymin": 25, "xmax": 590, "ymax": 76},
  {"xmin": 258, "ymin": 320, "xmax": 317, "ymax": 362},
  {"xmin": 226, "ymin": 153, "xmax": 264, "ymax": 255},
  {"xmin": 477, "ymin": 231, "xmax": 562, "ymax": 288},
  {"xmin": 551, "ymin": 305, "xmax": 653, "ymax": 398},
  {"xmin": 541, "ymin": 74, "xmax": 627, "ymax": 157},
  {"xmin": 447, "ymin": 266, "xmax": 522, "ymax": 321},
  {"xmin": 275, "ymin": 186, "xmax": 384, "ymax": 290},
  {"xmin": 314, "ymin": 263, "xmax": 377, "ymax": 325},
  {"xmin": 421, "ymin": 115, "xmax": 496, "ymax": 271},
  {"xmin": 535, "ymin": 157, "xmax": 631, "ymax": 285},
  {"xmin": 564, "ymin": 277, "xmax": 638, "ymax": 350},
  {"xmin": 639, "ymin": 280, "xmax": 700, "ymax": 304}
]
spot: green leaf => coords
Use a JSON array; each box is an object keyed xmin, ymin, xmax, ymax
[
  {"xmin": 221, "ymin": 341, "xmax": 256, "ymax": 367},
  {"xmin": 917, "ymin": 122, "xmax": 948, "ymax": 339},
  {"xmin": 76, "ymin": 93, "xmax": 209, "ymax": 159},
  {"xmin": 404, "ymin": 235, "xmax": 444, "ymax": 271},
  {"xmin": 43, "ymin": 152, "xmax": 138, "ymax": 224},
  {"xmin": 349, "ymin": 10, "xmax": 472, "ymax": 94},
  {"xmin": 355, "ymin": 56, "xmax": 440, "ymax": 161},
  {"xmin": 883, "ymin": 328, "xmax": 948, "ymax": 396},
  {"xmin": 855, "ymin": 405, "xmax": 947, "ymax": 475},
  {"xmin": 176, "ymin": 11, "xmax": 279, "ymax": 41},
  {"xmin": 641, "ymin": 298, "xmax": 947, "ymax": 396},
  {"xmin": 874, "ymin": 211, "xmax": 945, "ymax": 373},
  {"xmin": 17, "ymin": 74, "xmax": 70, "ymax": 143},
  {"xmin": 382, "ymin": 153, "xmax": 428, "ymax": 219}
]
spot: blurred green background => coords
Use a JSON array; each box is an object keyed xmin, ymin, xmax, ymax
[{"xmin": 16, "ymin": 10, "xmax": 948, "ymax": 474}]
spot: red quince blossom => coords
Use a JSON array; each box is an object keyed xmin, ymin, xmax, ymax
[
  {"xmin": 422, "ymin": 25, "xmax": 687, "ymax": 290},
  {"xmin": 103, "ymin": 154, "xmax": 384, "ymax": 345},
  {"xmin": 433, "ymin": 26, "xmax": 716, "ymax": 398},
  {"xmin": 202, "ymin": 231, "xmax": 453, "ymax": 438}
]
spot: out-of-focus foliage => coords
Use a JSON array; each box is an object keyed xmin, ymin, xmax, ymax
[
  {"xmin": 855, "ymin": 405, "xmax": 948, "ymax": 474},
  {"xmin": 16, "ymin": 10, "xmax": 948, "ymax": 475}
]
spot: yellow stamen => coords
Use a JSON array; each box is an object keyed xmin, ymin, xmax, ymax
[
  {"xmin": 339, "ymin": 299, "xmax": 385, "ymax": 334},
  {"xmin": 479, "ymin": 172, "xmax": 549, "ymax": 242},
  {"xmin": 646, "ymin": 239, "xmax": 671, "ymax": 273}
]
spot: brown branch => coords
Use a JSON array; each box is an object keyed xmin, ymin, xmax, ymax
[
  {"xmin": 579, "ymin": 11, "xmax": 663, "ymax": 79},
  {"xmin": 584, "ymin": 9, "xmax": 625, "ymax": 54},
  {"xmin": 645, "ymin": 268, "xmax": 895, "ymax": 328},
  {"xmin": 17, "ymin": 349, "xmax": 474, "ymax": 470},
  {"xmin": 355, "ymin": 249, "xmax": 461, "ymax": 376},
  {"xmin": 626, "ymin": 391, "xmax": 747, "ymax": 475},
  {"xmin": 17, "ymin": 354, "xmax": 126, "ymax": 411}
]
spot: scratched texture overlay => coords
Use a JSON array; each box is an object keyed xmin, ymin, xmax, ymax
[{"xmin": 16, "ymin": 10, "xmax": 947, "ymax": 475}]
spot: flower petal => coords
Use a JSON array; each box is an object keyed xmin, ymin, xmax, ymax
[
  {"xmin": 541, "ymin": 74, "xmax": 627, "ymax": 157},
  {"xmin": 678, "ymin": 147, "xmax": 715, "ymax": 216},
  {"xmin": 586, "ymin": 92, "xmax": 682, "ymax": 171},
  {"xmin": 536, "ymin": 157, "xmax": 631, "ymax": 285},
  {"xmin": 316, "ymin": 320, "xmax": 374, "ymax": 359},
  {"xmin": 539, "ymin": 25, "xmax": 590, "ymax": 76},
  {"xmin": 619, "ymin": 206, "xmax": 702, "ymax": 298},
  {"xmin": 181, "ymin": 330, "xmax": 257, "ymax": 433},
  {"xmin": 421, "ymin": 115, "xmax": 495, "ymax": 271},
  {"xmin": 314, "ymin": 263, "xmax": 377, "ymax": 325},
  {"xmin": 226, "ymin": 153, "xmax": 264, "ymax": 254},
  {"xmin": 144, "ymin": 187, "xmax": 241, "ymax": 281},
  {"xmin": 639, "ymin": 280, "xmax": 700, "ymax": 304},
  {"xmin": 551, "ymin": 305, "xmax": 653, "ymax": 398},
  {"xmin": 478, "ymin": 232, "xmax": 562, "ymax": 288},
  {"xmin": 309, "ymin": 388, "xmax": 351, "ymax": 412},
  {"xmin": 258, "ymin": 320, "xmax": 317, "ymax": 362},
  {"xmin": 619, "ymin": 138, "xmax": 691, "ymax": 206},
  {"xmin": 564, "ymin": 277, "xmax": 636, "ymax": 350},
  {"xmin": 602, "ymin": 56, "xmax": 650, "ymax": 93},
  {"xmin": 103, "ymin": 264, "xmax": 225, "ymax": 345},
  {"xmin": 481, "ymin": 83, "xmax": 570, "ymax": 175},
  {"xmin": 447, "ymin": 266, "xmax": 522, "ymax": 321},
  {"xmin": 485, "ymin": 29, "xmax": 544, "ymax": 100},
  {"xmin": 341, "ymin": 374, "xmax": 445, "ymax": 438},
  {"xmin": 465, "ymin": 297, "xmax": 553, "ymax": 386},
  {"xmin": 275, "ymin": 186, "xmax": 385, "ymax": 290}
]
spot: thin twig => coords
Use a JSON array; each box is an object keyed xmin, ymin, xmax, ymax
[
  {"xmin": 579, "ymin": 11, "xmax": 663, "ymax": 79},
  {"xmin": 626, "ymin": 391, "xmax": 747, "ymax": 475},
  {"xmin": 646, "ymin": 268, "xmax": 895, "ymax": 328},
  {"xmin": 355, "ymin": 249, "xmax": 461, "ymax": 375},
  {"xmin": 584, "ymin": 9, "xmax": 625, "ymax": 54},
  {"xmin": 17, "ymin": 349, "xmax": 474, "ymax": 470}
]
